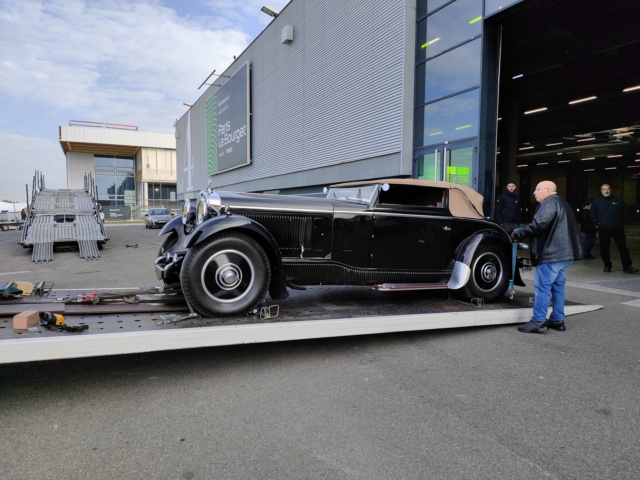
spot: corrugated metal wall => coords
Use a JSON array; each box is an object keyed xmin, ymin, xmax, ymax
[{"xmin": 177, "ymin": 0, "xmax": 412, "ymax": 197}]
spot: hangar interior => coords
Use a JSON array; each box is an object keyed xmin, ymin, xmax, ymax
[{"xmin": 491, "ymin": 0, "xmax": 640, "ymax": 220}]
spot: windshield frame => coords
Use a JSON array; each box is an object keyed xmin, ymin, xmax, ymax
[{"xmin": 325, "ymin": 184, "xmax": 378, "ymax": 206}]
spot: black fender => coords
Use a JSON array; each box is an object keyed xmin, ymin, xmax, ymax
[
  {"xmin": 185, "ymin": 215, "xmax": 289, "ymax": 300},
  {"xmin": 158, "ymin": 215, "xmax": 190, "ymax": 254},
  {"xmin": 448, "ymin": 229, "xmax": 525, "ymax": 289}
]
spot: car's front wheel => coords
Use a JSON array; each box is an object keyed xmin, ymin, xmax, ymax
[
  {"xmin": 462, "ymin": 244, "xmax": 509, "ymax": 302},
  {"xmin": 180, "ymin": 233, "xmax": 271, "ymax": 316}
]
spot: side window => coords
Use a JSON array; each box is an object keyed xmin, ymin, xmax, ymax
[{"xmin": 377, "ymin": 185, "xmax": 447, "ymax": 209}]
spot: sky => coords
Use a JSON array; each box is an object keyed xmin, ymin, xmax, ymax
[{"xmin": 0, "ymin": 0, "xmax": 289, "ymax": 203}]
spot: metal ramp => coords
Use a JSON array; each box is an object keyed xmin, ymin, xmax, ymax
[{"xmin": 20, "ymin": 172, "xmax": 108, "ymax": 262}]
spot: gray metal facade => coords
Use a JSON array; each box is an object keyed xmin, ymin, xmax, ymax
[{"xmin": 177, "ymin": 0, "xmax": 415, "ymax": 198}]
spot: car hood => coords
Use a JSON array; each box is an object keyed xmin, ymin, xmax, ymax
[{"xmin": 216, "ymin": 191, "xmax": 356, "ymax": 214}]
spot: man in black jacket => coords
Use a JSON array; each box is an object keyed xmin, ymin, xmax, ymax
[
  {"xmin": 511, "ymin": 181, "xmax": 583, "ymax": 333},
  {"xmin": 495, "ymin": 181, "xmax": 521, "ymax": 233},
  {"xmin": 590, "ymin": 184, "xmax": 638, "ymax": 274}
]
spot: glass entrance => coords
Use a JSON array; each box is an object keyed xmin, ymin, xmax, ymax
[{"xmin": 414, "ymin": 141, "xmax": 476, "ymax": 188}]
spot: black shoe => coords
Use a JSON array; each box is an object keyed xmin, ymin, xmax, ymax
[
  {"xmin": 517, "ymin": 321, "xmax": 548, "ymax": 333},
  {"xmin": 603, "ymin": 267, "xmax": 611, "ymax": 272},
  {"xmin": 544, "ymin": 321, "xmax": 566, "ymax": 331},
  {"xmin": 584, "ymin": 254, "xmax": 595, "ymax": 259},
  {"xmin": 623, "ymin": 266, "xmax": 639, "ymax": 274}
]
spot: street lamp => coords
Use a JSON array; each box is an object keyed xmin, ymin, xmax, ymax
[{"xmin": 261, "ymin": 6, "xmax": 278, "ymax": 17}]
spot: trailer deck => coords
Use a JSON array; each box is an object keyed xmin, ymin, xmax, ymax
[
  {"xmin": 20, "ymin": 171, "xmax": 108, "ymax": 263},
  {"xmin": 0, "ymin": 286, "xmax": 601, "ymax": 364}
]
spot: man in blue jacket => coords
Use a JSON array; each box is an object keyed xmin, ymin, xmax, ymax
[
  {"xmin": 590, "ymin": 184, "xmax": 638, "ymax": 274},
  {"xmin": 511, "ymin": 181, "xmax": 583, "ymax": 333}
]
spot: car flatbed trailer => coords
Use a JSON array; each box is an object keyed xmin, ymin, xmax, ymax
[{"xmin": 0, "ymin": 285, "xmax": 601, "ymax": 364}]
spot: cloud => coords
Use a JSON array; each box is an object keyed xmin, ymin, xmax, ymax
[
  {"xmin": 0, "ymin": 131, "xmax": 66, "ymax": 202},
  {"xmin": 0, "ymin": 0, "xmax": 257, "ymax": 132},
  {"xmin": 0, "ymin": 0, "xmax": 289, "ymax": 201}
]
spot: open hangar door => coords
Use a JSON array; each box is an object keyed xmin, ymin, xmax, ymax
[{"xmin": 490, "ymin": 0, "xmax": 640, "ymax": 223}]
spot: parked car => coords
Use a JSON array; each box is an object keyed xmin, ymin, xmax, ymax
[
  {"xmin": 0, "ymin": 211, "xmax": 23, "ymax": 231},
  {"xmin": 145, "ymin": 208, "xmax": 174, "ymax": 229},
  {"xmin": 155, "ymin": 179, "xmax": 525, "ymax": 317}
]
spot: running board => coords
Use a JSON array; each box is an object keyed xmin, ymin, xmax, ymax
[{"xmin": 373, "ymin": 283, "xmax": 448, "ymax": 291}]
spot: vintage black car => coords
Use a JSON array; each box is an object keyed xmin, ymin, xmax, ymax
[{"xmin": 155, "ymin": 179, "xmax": 524, "ymax": 317}]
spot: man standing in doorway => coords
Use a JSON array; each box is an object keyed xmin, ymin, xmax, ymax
[
  {"xmin": 511, "ymin": 181, "xmax": 583, "ymax": 333},
  {"xmin": 590, "ymin": 184, "xmax": 638, "ymax": 274},
  {"xmin": 495, "ymin": 181, "xmax": 521, "ymax": 233}
]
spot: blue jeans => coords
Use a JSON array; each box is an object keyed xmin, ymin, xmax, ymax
[{"xmin": 532, "ymin": 260, "xmax": 573, "ymax": 323}]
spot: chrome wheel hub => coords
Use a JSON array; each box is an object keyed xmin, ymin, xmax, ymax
[{"xmin": 216, "ymin": 263, "xmax": 243, "ymax": 290}]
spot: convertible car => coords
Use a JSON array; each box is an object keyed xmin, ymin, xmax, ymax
[{"xmin": 155, "ymin": 179, "xmax": 525, "ymax": 317}]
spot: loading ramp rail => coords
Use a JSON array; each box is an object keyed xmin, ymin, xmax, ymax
[
  {"xmin": 0, "ymin": 286, "xmax": 602, "ymax": 364},
  {"xmin": 20, "ymin": 171, "xmax": 108, "ymax": 263}
]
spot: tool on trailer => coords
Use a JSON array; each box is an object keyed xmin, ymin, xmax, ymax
[
  {"xmin": 80, "ymin": 287, "xmax": 160, "ymax": 304},
  {"xmin": 39, "ymin": 311, "xmax": 89, "ymax": 333},
  {"xmin": 39, "ymin": 311, "xmax": 65, "ymax": 327},
  {"xmin": 157, "ymin": 312, "xmax": 200, "ymax": 325},
  {"xmin": 31, "ymin": 281, "xmax": 54, "ymax": 297},
  {"xmin": 259, "ymin": 305, "xmax": 279, "ymax": 320},
  {"xmin": 0, "ymin": 282, "xmax": 23, "ymax": 300},
  {"xmin": 81, "ymin": 291, "xmax": 100, "ymax": 303},
  {"xmin": 157, "ymin": 290, "xmax": 200, "ymax": 325}
]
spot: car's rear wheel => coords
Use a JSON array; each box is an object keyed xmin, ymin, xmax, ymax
[
  {"xmin": 180, "ymin": 233, "xmax": 271, "ymax": 316},
  {"xmin": 462, "ymin": 244, "xmax": 509, "ymax": 302}
]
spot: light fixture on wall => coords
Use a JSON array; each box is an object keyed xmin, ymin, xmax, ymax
[
  {"xmin": 282, "ymin": 25, "xmax": 293, "ymax": 44},
  {"xmin": 261, "ymin": 6, "xmax": 278, "ymax": 17}
]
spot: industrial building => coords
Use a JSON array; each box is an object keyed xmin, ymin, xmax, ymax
[
  {"xmin": 59, "ymin": 120, "xmax": 177, "ymax": 218},
  {"xmin": 176, "ymin": 0, "xmax": 639, "ymax": 221}
]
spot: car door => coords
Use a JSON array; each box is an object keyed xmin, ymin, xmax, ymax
[
  {"xmin": 331, "ymin": 206, "xmax": 374, "ymax": 268},
  {"xmin": 369, "ymin": 186, "xmax": 454, "ymax": 271}
]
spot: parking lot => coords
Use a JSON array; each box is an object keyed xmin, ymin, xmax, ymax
[{"xmin": 1, "ymin": 224, "xmax": 639, "ymax": 479}]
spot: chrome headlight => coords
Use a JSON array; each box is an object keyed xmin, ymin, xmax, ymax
[
  {"xmin": 194, "ymin": 190, "xmax": 222, "ymax": 225},
  {"xmin": 182, "ymin": 199, "xmax": 196, "ymax": 225}
]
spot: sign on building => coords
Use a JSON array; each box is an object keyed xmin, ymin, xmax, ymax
[{"xmin": 205, "ymin": 63, "xmax": 250, "ymax": 175}]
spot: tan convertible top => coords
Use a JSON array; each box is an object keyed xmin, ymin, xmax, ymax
[{"xmin": 330, "ymin": 178, "xmax": 485, "ymax": 219}]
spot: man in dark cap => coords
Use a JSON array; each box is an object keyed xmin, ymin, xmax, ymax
[{"xmin": 495, "ymin": 181, "xmax": 521, "ymax": 233}]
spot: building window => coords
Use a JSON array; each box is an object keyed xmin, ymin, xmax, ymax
[
  {"xmin": 147, "ymin": 183, "xmax": 177, "ymax": 206},
  {"xmin": 415, "ymin": 88, "xmax": 480, "ymax": 147},
  {"xmin": 417, "ymin": 0, "xmax": 454, "ymax": 19},
  {"xmin": 415, "ymin": 0, "xmax": 483, "ymax": 189},
  {"xmin": 416, "ymin": 0, "xmax": 482, "ymax": 63},
  {"xmin": 95, "ymin": 155, "xmax": 135, "ymax": 206},
  {"xmin": 415, "ymin": 38, "xmax": 481, "ymax": 105}
]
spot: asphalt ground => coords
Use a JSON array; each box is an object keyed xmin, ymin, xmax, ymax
[{"xmin": 1, "ymin": 223, "xmax": 639, "ymax": 479}]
